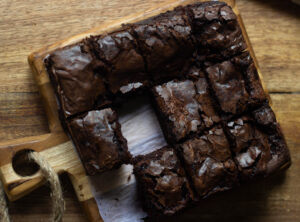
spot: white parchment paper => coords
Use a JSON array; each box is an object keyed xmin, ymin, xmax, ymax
[{"xmin": 89, "ymin": 96, "xmax": 167, "ymax": 222}]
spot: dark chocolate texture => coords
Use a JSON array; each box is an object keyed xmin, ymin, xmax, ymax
[
  {"xmin": 224, "ymin": 105, "xmax": 290, "ymax": 181},
  {"xmin": 189, "ymin": 2, "xmax": 246, "ymax": 61},
  {"xmin": 152, "ymin": 80, "xmax": 203, "ymax": 142},
  {"xmin": 131, "ymin": 6, "xmax": 194, "ymax": 83},
  {"xmin": 193, "ymin": 66, "xmax": 221, "ymax": 128},
  {"xmin": 90, "ymin": 28, "xmax": 148, "ymax": 95},
  {"xmin": 67, "ymin": 108, "xmax": 130, "ymax": 175},
  {"xmin": 133, "ymin": 147, "xmax": 194, "ymax": 216},
  {"xmin": 178, "ymin": 126, "xmax": 238, "ymax": 198},
  {"xmin": 205, "ymin": 52, "xmax": 266, "ymax": 117},
  {"xmin": 45, "ymin": 41, "xmax": 110, "ymax": 118}
]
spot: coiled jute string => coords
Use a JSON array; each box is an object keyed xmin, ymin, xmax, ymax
[
  {"xmin": 0, "ymin": 179, "xmax": 9, "ymax": 222},
  {"xmin": 0, "ymin": 151, "xmax": 65, "ymax": 222}
]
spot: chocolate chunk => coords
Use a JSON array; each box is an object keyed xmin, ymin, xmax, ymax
[
  {"xmin": 133, "ymin": 147, "xmax": 194, "ymax": 216},
  {"xmin": 152, "ymin": 80, "xmax": 203, "ymax": 142},
  {"xmin": 67, "ymin": 108, "xmax": 131, "ymax": 175},
  {"xmin": 178, "ymin": 126, "xmax": 238, "ymax": 197},
  {"xmin": 220, "ymin": 5, "xmax": 237, "ymax": 21},
  {"xmin": 91, "ymin": 28, "xmax": 148, "ymax": 95},
  {"xmin": 45, "ymin": 41, "xmax": 110, "ymax": 118},
  {"xmin": 225, "ymin": 106, "xmax": 290, "ymax": 180},
  {"xmin": 252, "ymin": 105, "xmax": 276, "ymax": 130}
]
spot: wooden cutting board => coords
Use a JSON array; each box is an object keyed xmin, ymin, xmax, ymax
[{"xmin": 0, "ymin": 0, "xmax": 290, "ymax": 221}]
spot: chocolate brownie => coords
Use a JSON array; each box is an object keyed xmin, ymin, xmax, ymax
[
  {"xmin": 67, "ymin": 108, "xmax": 131, "ymax": 175},
  {"xmin": 205, "ymin": 53, "xmax": 266, "ymax": 117},
  {"xmin": 189, "ymin": 2, "xmax": 246, "ymax": 61},
  {"xmin": 178, "ymin": 126, "xmax": 238, "ymax": 198},
  {"xmin": 131, "ymin": 7, "xmax": 194, "ymax": 83},
  {"xmin": 45, "ymin": 41, "xmax": 110, "ymax": 118},
  {"xmin": 133, "ymin": 147, "xmax": 194, "ymax": 216},
  {"xmin": 232, "ymin": 52, "xmax": 267, "ymax": 107},
  {"xmin": 224, "ymin": 105, "xmax": 291, "ymax": 181},
  {"xmin": 152, "ymin": 80, "xmax": 203, "ymax": 143},
  {"xmin": 206, "ymin": 59, "xmax": 249, "ymax": 116},
  {"xmin": 192, "ymin": 66, "xmax": 221, "ymax": 128},
  {"xmin": 90, "ymin": 28, "xmax": 148, "ymax": 95}
]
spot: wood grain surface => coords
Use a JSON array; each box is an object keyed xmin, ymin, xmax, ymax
[{"xmin": 0, "ymin": 0, "xmax": 299, "ymax": 221}]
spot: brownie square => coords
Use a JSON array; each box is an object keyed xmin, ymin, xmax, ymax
[
  {"xmin": 191, "ymin": 66, "xmax": 221, "ymax": 128},
  {"xmin": 45, "ymin": 41, "xmax": 110, "ymax": 118},
  {"xmin": 67, "ymin": 108, "xmax": 131, "ymax": 175},
  {"xmin": 205, "ymin": 53, "xmax": 266, "ymax": 117},
  {"xmin": 189, "ymin": 2, "xmax": 246, "ymax": 61},
  {"xmin": 152, "ymin": 80, "xmax": 203, "ymax": 143},
  {"xmin": 133, "ymin": 147, "xmax": 194, "ymax": 216},
  {"xmin": 224, "ymin": 105, "xmax": 291, "ymax": 181},
  {"xmin": 90, "ymin": 28, "xmax": 148, "ymax": 95},
  {"xmin": 131, "ymin": 7, "xmax": 194, "ymax": 83},
  {"xmin": 178, "ymin": 126, "xmax": 238, "ymax": 198}
]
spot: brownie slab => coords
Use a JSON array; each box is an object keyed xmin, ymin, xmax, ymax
[
  {"xmin": 178, "ymin": 126, "xmax": 238, "ymax": 198},
  {"xmin": 133, "ymin": 147, "xmax": 194, "ymax": 216},
  {"xmin": 45, "ymin": 41, "xmax": 110, "ymax": 118},
  {"xmin": 152, "ymin": 80, "xmax": 203, "ymax": 143},
  {"xmin": 67, "ymin": 108, "xmax": 131, "ymax": 175},
  {"xmin": 91, "ymin": 28, "xmax": 148, "ymax": 95},
  {"xmin": 224, "ymin": 105, "xmax": 291, "ymax": 181}
]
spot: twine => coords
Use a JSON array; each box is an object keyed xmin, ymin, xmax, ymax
[
  {"xmin": 28, "ymin": 152, "xmax": 65, "ymax": 222},
  {"xmin": 0, "ymin": 180, "xmax": 10, "ymax": 222},
  {"xmin": 0, "ymin": 151, "xmax": 65, "ymax": 222}
]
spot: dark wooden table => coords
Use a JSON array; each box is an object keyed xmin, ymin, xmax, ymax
[{"xmin": 0, "ymin": 0, "xmax": 299, "ymax": 221}]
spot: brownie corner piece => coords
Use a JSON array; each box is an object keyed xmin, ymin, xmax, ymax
[
  {"xmin": 178, "ymin": 125, "xmax": 238, "ymax": 198},
  {"xmin": 152, "ymin": 79, "xmax": 203, "ymax": 143},
  {"xmin": 67, "ymin": 108, "xmax": 131, "ymax": 175},
  {"xmin": 45, "ymin": 41, "xmax": 110, "ymax": 118},
  {"xmin": 189, "ymin": 1, "xmax": 246, "ymax": 61},
  {"xmin": 224, "ymin": 105, "xmax": 291, "ymax": 181},
  {"xmin": 133, "ymin": 146, "xmax": 194, "ymax": 216}
]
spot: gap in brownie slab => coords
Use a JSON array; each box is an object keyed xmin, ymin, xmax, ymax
[{"xmin": 116, "ymin": 94, "xmax": 167, "ymax": 157}]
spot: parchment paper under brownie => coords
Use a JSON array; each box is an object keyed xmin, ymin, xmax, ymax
[
  {"xmin": 67, "ymin": 108, "xmax": 130, "ymax": 175},
  {"xmin": 133, "ymin": 147, "xmax": 194, "ymax": 216}
]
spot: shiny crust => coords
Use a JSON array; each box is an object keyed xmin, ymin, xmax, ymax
[
  {"xmin": 67, "ymin": 108, "xmax": 131, "ymax": 175},
  {"xmin": 133, "ymin": 147, "xmax": 194, "ymax": 216}
]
